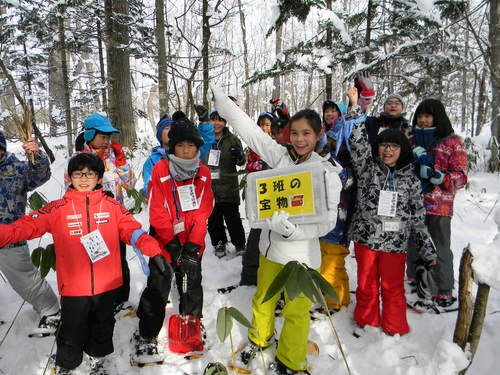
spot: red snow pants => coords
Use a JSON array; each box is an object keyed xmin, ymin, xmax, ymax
[{"xmin": 353, "ymin": 243, "xmax": 409, "ymax": 335}]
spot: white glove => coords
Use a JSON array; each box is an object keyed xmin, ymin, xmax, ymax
[
  {"xmin": 266, "ymin": 211, "xmax": 296, "ymax": 237},
  {"xmin": 208, "ymin": 82, "xmax": 226, "ymax": 103}
]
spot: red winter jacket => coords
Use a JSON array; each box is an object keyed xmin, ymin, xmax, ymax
[
  {"xmin": 147, "ymin": 158, "xmax": 214, "ymax": 260},
  {"xmin": 0, "ymin": 187, "xmax": 162, "ymax": 297}
]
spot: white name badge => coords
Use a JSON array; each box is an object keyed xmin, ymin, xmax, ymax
[
  {"xmin": 102, "ymin": 171, "xmax": 117, "ymax": 195},
  {"xmin": 211, "ymin": 170, "xmax": 220, "ymax": 180},
  {"xmin": 377, "ymin": 190, "xmax": 398, "ymax": 217},
  {"xmin": 208, "ymin": 149, "xmax": 221, "ymax": 167},
  {"xmin": 80, "ymin": 229, "xmax": 111, "ymax": 263},
  {"xmin": 383, "ymin": 220, "xmax": 400, "ymax": 232},
  {"xmin": 177, "ymin": 184, "xmax": 200, "ymax": 212},
  {"xmin": 173, "ymin": 218, "xmax": 185, "ymax": 235}
]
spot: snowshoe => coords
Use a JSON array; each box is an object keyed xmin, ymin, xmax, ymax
[
  {"xmin": 30, "ymin": 311, "xmax": 61, "ymax": 338},
  {"xmin": 130, "ymin": 332, "xmax": 163, "ymax": 367},
  {"xmin": 89, "ymin": 355, "xmax": 114, "ymax": 375}
]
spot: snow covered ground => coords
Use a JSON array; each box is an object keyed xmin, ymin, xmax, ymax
[{"xmin": 0, "ymin": 126, "xmax": 499, "ymax": 375}]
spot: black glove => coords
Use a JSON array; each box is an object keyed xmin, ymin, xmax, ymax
[
  {"xmin": 269, "ymin": 98, "xmax": 290, "ymax": 129},
  {"xmin": 181, "ymin": 242, "xmax": 201, "ymax": 278},
  {"xmin": 230, "ymin": 148, "xmax": 243, "ymax": 163},
  {"xmin": 194, "ymin": 104, "xmax": 209, "ymax": 122},
  {"xmin": 152, "ymin": 254, "xmax": 173, "ymax": 280},
  {"xmin": 165, "ymin": 236, "xmax": 183, "ymax": 264},
  {"xmin": 414, "ymin": 259, "xmax": 437, "ymax": 300}
]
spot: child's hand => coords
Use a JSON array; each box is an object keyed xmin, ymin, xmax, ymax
[
  {"xmin": 355, "ymin": 72, "xmax": 375, "ymax": 99},
  {"xmin": 266, "ymin": 211, "xmax": 296, "ymax": 237},
  {"xmin": 230, "ymin": 148, "xmax": 243, "ymax": 163},
  {"xmin": 346, "ymin": 87, "xmax": 358, "ymax": 106},
  {"xmin": 152, "ymin": 254, "xmax": 173, "ymax": 280},
  {"xmin": 22, "ymin": 138, "xmax": 40, "ymax": 154},
  {"xmin": 194, "ymin": 104, "xmax": 209, "ymax": 123},
  {"xmin": 413, "ymin": 146, "xmax": 427, "ymax": 159},
  {"xmin": 110, "ymin": 142, "xmax": 126, "ymax": 166},
  {"xmin": 420, "ymin": 165, "xmax": 445, "ymax": 185}
]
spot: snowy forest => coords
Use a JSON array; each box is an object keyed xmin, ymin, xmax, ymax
[{"xmin": 0, "ymin": 0, "xmax": 498, "ymax": 166}]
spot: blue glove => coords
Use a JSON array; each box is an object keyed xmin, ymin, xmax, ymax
[
  {"xmin": 413, "ymin": 146, "xmax": 427, "ymax": 159},
  {"xmin": 420, "ymin": 165, "xmax": 445, "ymax": 185},
  {"xmin": 231, "ymin": 148, "xmax": 243, "ymax": 163}
]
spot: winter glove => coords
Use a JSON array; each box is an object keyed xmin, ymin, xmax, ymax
[
  {"xmin": 413, "ymin": 146, "xmax": 427, "ymax": 159},
  {"xmin": 110, "ymin": 141, "xmax": 126, "ymax": 166},
  {"xmin": 269, "ymin": 98, "xmax": 290, "ymax": 129},
  {"xmin": 152, "ymin": 254, "xmax": 173, "ymax": 280},
  {"xmin": 165, "ymin": 236, "xmax": 183, "ymax": 264},
  {"xmin": 414, "ymin": 259, "xmax": 437, "ymax": 300},
  {"xmin": 355, "ymin": 72, "xmax": 375, "ymax": 99},
  {"xmin": 230, "ymin": 148, "xmax": 244, "ymax": 164},
  {"xmin": 181, "ymin": 242, "xmax": 202, "ymax": 278},
  {"xmin": 266, "ymin": 210, "xmax": 296, "ymax": 238},
  {"xmin": 419, "ymin": 165, "xmax": 445, "ymax": 185},
  {"xmin": 194, "ymin": 104, "xmax": 209, "ymax": 123}
]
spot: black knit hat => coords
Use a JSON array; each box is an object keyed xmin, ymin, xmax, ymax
[
  {"xmin": 168, "ymin": 114, "xmax": 204, "ymax": 153},
  {"xmin": 0, "ymin": 131, "xmax": 6, "ymax": 153}
]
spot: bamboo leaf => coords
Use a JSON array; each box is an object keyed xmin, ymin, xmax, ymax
[
  {"xmin": 31, "ymin": 247, "xmax": 43, "ymax": 268},
  {"xmin": 227, "ymin": 307, "xmax": 254, "ymax": 330},
  {"xmin": 261, "ymin": 261, "xmax": 296, "ymax": 304},
  {"xmin": 40, "ymin": 250, "xmax": 51, "ymax": 279},
  {"xmin": 284, "ymin": 262, "xmax": 302, "ymax": 301},
  {"xmin": 309, "ymin": 267, "xmax": 340, "ymax": 304},
  {"xmin": 46, "ymin": 244, "xmax": 56, "ymax": 271},
  {"xmin": 28, "ymin": 191, "xmax": 48, "ymax": 211},
  {"xmin": 300, "ymin": 270, "xmax": 324, "ymax": 305},
  {"xmin": 216, "ymin": 307, "xmax": 233, "ymax": 343}
]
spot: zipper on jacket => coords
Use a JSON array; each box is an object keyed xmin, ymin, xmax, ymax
[
  {"xmin": 86, "ymin": 194, "xmax": 95, "ymax": 295},
  {"xmin": 264, "ymin": 230, "xmax": 272, "ymax": 258}
]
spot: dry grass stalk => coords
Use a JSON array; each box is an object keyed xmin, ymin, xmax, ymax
[{"xmin": 8, "ymin": 102, "xmax": 35, "ymax": 163}]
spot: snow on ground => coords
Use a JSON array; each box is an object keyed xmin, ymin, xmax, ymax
[{"xmin": 0, "ymin": 126, "xmax": 499, "ymax": 375}]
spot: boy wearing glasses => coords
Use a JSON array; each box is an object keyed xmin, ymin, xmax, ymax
[
  {"xmin": 0, "ymin": 153, "xmax": 169, "ymax": 375},
  {"xmin": 365, "ymin": 93, "xmax": 411, "ymax": 145}
]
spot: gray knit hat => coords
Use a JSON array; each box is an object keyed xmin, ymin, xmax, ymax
[{"xmin": 384, "ymin": 94, "xmax": 404, "ymax": 109}]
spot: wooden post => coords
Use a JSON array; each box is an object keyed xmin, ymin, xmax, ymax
[{"xmin": 453, "ymin": 244, "xmax": 474, "ymax": 350}]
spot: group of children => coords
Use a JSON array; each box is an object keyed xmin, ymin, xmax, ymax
[{"xmin": 0, "ymin": 73, "xmax": 467, "ymax": 375}]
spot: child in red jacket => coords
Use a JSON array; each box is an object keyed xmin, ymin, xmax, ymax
[
  {"xmin": 0, "ymin": 153, "xmax": 169, "ymax": 375},
  {"xmin": 133, "ymin": 113, "xmax": 214, "ymax": 363}
]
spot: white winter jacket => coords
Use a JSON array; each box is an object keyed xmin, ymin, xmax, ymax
[{"xmin": 210, "ymin": 83, "xmax": 342, "ymax": 269}]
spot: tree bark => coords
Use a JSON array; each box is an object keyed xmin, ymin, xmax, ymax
[
  {"xmin": 155, "ymin": 0, "xmax": 169, "ymax": 115},
  {"xmin": 489, "ymin": 0, "xmax": 500, "ymax": 170},
  {"xmin": 237, "ymin": 0, "xmax": 250, "ymax": 114},
  {"xmin": 58, "ymin": 16, "xmax": 74, "ymax": 156},
  {"xmin": 272, "ymin": 27, "xmax": 282, "ymax": 99},
  {"xmin": 459, "ymin": 283, "xmax": 491, "ymax": 375},
  {"xmin": 202, "ymin": 0, "xmax": 211, "ymax": 108},
  {"xmin": 105, "ymin": 0, "xmax": 136, "ymax": 148},
  {"xmin": 453, "ymin": 245, "xmax": 474, "ymax": 350}
]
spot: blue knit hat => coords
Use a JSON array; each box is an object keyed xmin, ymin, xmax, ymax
[
  {"xmin": 83, "ymin": 113, "xmax": 120, "ymax": 142},
  {"xmin": 156, "ymin": 117, "xmax": 173, "ymax": 145},
  {"xmin": 0, "ymin": 131, "xmax": 6, "ymax": 153}
]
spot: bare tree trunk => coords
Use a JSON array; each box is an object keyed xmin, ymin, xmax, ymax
[
  {"xmin": 96, "ymin": 18, "xmax": 108, "ymax": 114},
  {"xmin": 155, "ymin": 0, "xmax": 169, "ymax": 114},
  {"xmin": 364, "ymin": 0, "xmax": 373, "ymax": 65},
  {"xmin": 58, "ymin": 17, "xmax": 74, "ymax": 156},
  {"xmin": 0, "ymin": 7, "xmax": 15, "ymax": 132},
  {"xmin": 476, "ymin": 69, "xmax": 488, "ymax": 136},
  {"xmin": 489, "ymin": 0, "xmax": 500, "ymax": 171},
  {"xmin": 202, "ymin": 0, "xmax": 211, "ymax": 108},
  {"xmin": 272, "ymin": 27, "xmax": 282, "ymax": 98},
  {"xmin": 105, "ymin": 0, "xmax": 136, "ymax": 148},
  {"xmin": 325, "ymin": 0, "xmax": 333, "ymax": 99},
  {"xmin": 237, "ymin": 0, "xmax": 250, "ymax": 113},
  {"xmin": 453, "ymin": 245, "xmax": 474, "ymax": 350}
]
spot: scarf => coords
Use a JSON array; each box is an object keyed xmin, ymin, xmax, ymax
[
  {"xmin": 167, "ymin": 151, "xmax": 201, "ymax": 181},
  {"xmin": 412, "ymin": 127, "xmax": 440, "ymax": 152}
]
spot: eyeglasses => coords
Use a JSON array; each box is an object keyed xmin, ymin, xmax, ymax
[
  {"xmin": 71, "ymin": 171, "xmax": 98, "ymax": 179},
  {"xmin": 386, "ymin": 101, "xmax": 402, "ymax": 106},
  {"xmin": 378, "ymin": 143, "xmax": 401, "ymax": 151}
]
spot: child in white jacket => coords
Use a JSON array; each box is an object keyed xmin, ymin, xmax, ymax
[{"xmin": 209, "ymin": 83, "xmax": 341, "ymax": 375}]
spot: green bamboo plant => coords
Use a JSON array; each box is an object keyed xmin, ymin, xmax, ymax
[{"xmin": 261, "ymin": 260, "xmax": 352, "ymax": 375}]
